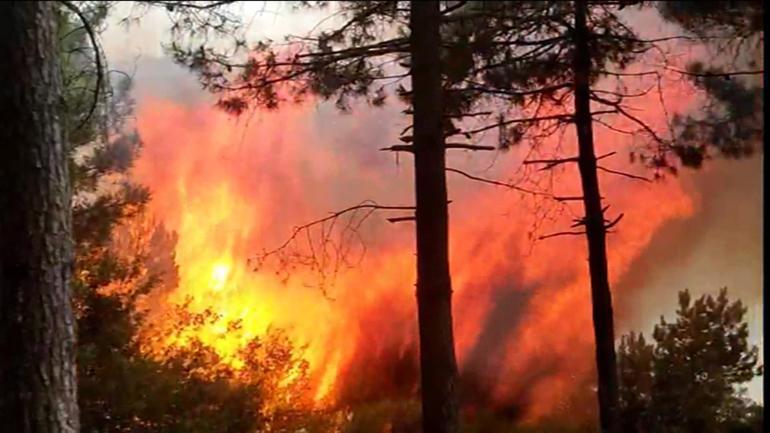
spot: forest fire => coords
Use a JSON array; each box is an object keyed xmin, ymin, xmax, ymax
[
  {"xmin": 131, "ymin": 76, "xmax": 698, "ymax": 421},
  {"xmin": 0, "ymin": 2, "xmax": 761, "ymax": 433}
]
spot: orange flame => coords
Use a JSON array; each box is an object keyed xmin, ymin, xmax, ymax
[{"xmin": 132, "ymin": 72, "xmax": 700, "ymax": 418}]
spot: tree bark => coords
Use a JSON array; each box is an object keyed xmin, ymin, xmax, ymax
[
  {"xmin": 0, "ymin": 2, "xmax": 80, "ymax": 432},
  {"xmin": 409, "ymin": 2, "xmax": 460, "ymax": 433},
  {"xmin": 572, "ymin": 2, "xmax": 621, "ymax": 433}
]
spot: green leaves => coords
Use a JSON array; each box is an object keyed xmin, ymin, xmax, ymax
[{"xmin": 618, "ymin": 288, "xmax": 763, "ymax": 433}]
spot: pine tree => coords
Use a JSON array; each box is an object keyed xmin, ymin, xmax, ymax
[
  {"xmin": 618, "ymin": 288, "xmax": 763, "ymax": 433},
  {"xmin": 656, "ymin": 0, "xmax": 764, "ymax": 168},
  {"xmin": 169, "ymin": 3, "xmax": 468, "ymax": 431},
  {"xmin": 0, "ymin": 3, "xmax": 79, "ymax": 431}
]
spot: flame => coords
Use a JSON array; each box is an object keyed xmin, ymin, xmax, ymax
[
  {"xmin": 131, "ymin": 69, "xmax": 702, "ymax": 419},
  {"xmin": 209, "ymin": 262, "xmax": 231, "ymax": 292}
]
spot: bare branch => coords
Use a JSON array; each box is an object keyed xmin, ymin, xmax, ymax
[
  {"xmin": 590, "ymin": 93, "xmax": 667, "ymax": 145},
  {"xmin": 444, "ymin": 111, "xmax": 493, "ymax": 118},
  {"xmin": 446, "ymin": 167, "xmax": 552, "ymax": 197},
  {"xmin": 593, "ymin": 117, "xmax": 636, "ymax": 135},
  {"xmin": 597, "ymin": 69, "xmax": 660, "ymax": 77},
  {"xmin": 553, "ymin": 196, "xmax": 585, "ymax": 202},
  {"xmin": 604, "ymin": 213, "xmax": 624, "ymax": 230},
  {"xmin": 523, "ymin": 156, "xmax": 579, "ymax": 170},
  {"xmin": 457, "ymin": 112, "xmax": 575, "ymax": 137},
  {"xmin": 524, "ymin": 151, "xmax": 616, "ymax": 170},
  {"xmin": 258, "ymin": 201, "xmax": 414, "ymax": 259},
  {"xmin": 597, "ymin": 166, "xmax": 651, "ymax": 182},
  {"xmin": 445, "ymin": 143, "xmax": 496, "ymax": 151},
  {"xmin": 387, "ymin": 215, "xmax": 416, "ymax": 223},
  {"xmin": 441, "ymin": 1, "xmax": 468, "ymax": 15},
  {"xmin": 539, "ymin": 230, "xmax": 586, "ymax": 240},
  {"xmin": 60, "ymin": 0, "xmax": 103, "ymax": 131},
  {"xmin": 250, "ymin": 200, "xmax": 417, "ymax": 293},
  {"xmin": 380, "ymin": 145, "xmax": 414, "ymax": 153},
  {"xmin": 381, "ymin": 143, "xmax": 496, "ymax": 152}
]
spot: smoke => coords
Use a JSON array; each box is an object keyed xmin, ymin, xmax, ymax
[
  {"xmin": 101, "ymin": 5, "xmax": 763, "ymax": 422},
  {"xmin": 615, "ymin": 154, "xmax": 764, "ymax": 402}
]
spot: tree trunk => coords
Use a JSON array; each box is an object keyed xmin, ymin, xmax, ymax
[
  {"xmin": 409, "ymin": 2, "xmax": 460, "ymax": 433},
  {"xmin": 0, "ymin": 2, "xmax": 79, "ymax": 432},
  {"xmin": 572, "ymin": 2, "xmax": 621, "ymax": 433}
]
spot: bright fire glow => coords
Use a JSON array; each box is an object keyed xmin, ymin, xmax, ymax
[{"xmin": 131, "ymin": 68, "xmax": 702, "ymax": 418}]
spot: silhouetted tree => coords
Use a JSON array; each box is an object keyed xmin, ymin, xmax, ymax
[
  {"xmin": 618, "ymin": 288, "xmax": 763, "ymax": 433},
  {"xmin": 434, "ymin": 3, "xmax": 649, "ymax": 431},
  {"xmin": 655, "ymin": 1, "xmax": 764, "ymax": 168},
  {"xmin": 166, "ymin": 3, "xmax": 660, "ymax": 431},
  {"xmin": 169, "ymin": 2, "xmax": 473, "ymax": 431},
  {"xmin": 422, "ymin": 3, "xmax": 762, "ymax": 430}
]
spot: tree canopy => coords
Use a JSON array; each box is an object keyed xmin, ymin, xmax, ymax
[{"xmin": 618, "ymin": 288, "xmax": 763, "ymax": 433}]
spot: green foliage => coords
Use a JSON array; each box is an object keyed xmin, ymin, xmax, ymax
[
  {"xmin": 58, "ymin": 4, "xmax": 326, "ymax": 432},
  {"xmin": 656, "ymin": 1, "xmax": 764, "ymax": 169},
  {"xmin": 169, "ymin": 1, "xmax": 648, "ymax": 153},
  {"xmin": 618, "ymin": 288, "xmax": 763, "ymax": 433},
  {"xmin": 77, "ymin": 284, "xmax": 315, "ymax": 433},
  {"xmin": 669, "ymin": 65, "xmax": 763, "ymax": 168},
  {"xmin": 438, "ymin": 1, "xmax": 646, "ymax": 148},
  {"xmin": 657, "ymin": 1, "xmax": 763, "ymax": 42}
]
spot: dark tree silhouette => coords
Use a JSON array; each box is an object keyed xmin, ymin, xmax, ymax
[
  {"xmin": 618, "ymin": 288, "xmax": 763, "ymax": 433},
  {"xmin": 410, "ymin": 2, "xmax": 460, "ymax": 431},
  {"xmin": 656, "ymin": 0, "xmax": 764, "ymax": 168},
  {"xmin": 164, "ymin": 3, "xmax": 658, "ymax": 431},
  {"xmin": 431, "ymin": 3, "xmax": 649, "ymax": 431},
  {"xmin": 572, "ymin": 3, "xmax": 621, "ymax": 431},
  {"xmin": 167, "ymin": 3, "xmax": 473, "ymax": 431},
  {"xmin": 418, "ymin": 3, "xmax": 762, "ymax": 430}
]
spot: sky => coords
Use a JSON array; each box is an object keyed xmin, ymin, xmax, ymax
[{"xmin": 99, "ymin": 1, "xmax": 763, "ymax": 406}]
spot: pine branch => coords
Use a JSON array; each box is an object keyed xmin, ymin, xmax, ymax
[
  {"xmin": 462, "ymin": 82, "xmax": 573, "ymax": 98},
  {"xmin": 380, "ymin": 143, "xmax": 496, "ymax": 152},
  {"xmin": 296, "ymin": 37, "xmax": 409, "ymax": 60},
  {"xmin": 604, "ymin": 213, "xmax": 624, "ymax": 230},
  {"xmin": 444, "ymin": 111, "xmax": 493, "ymax": 119},
  {"xmin": 597, "ymin": 166, "xmax": 651, "ymax": 182},
  {"xmin": 458, "ymin": 112, "xmax": 576, "ymax": 137},
  {"xmin": 143, "ymin": 1, "xmax": 237, "ymax": 10},
  {"xmin": 523, "ymin": 156, "xmax": 579, "ymax": 170},
  {"xmin": 590, "ymin": 93, "xmax": 667, "ymax": 144},
  {"xmin": 445, "ymin": 143, "xmax": 496, "ymax": 151},
  {"xmin": 445, "ymin": 168, "xmax": 552, "ymax": 197},
  {"xmin": 387, "ymin": 215, "xmax": 416, "ymax": 223},
  {"xmin": 553, "ymin": 196, "xmax": 586, "ymax": 201},
  {"xmin": 524, "ymin": 151, "xmax": 616, "ymax": 170},
  {"xmin": 60, "ymin": 0, "xmax": 103, "ymax": 131},
  {"xmin": 665, "ymin": 66, "xmax": 764, "ymax": 78},
  {"xmin": 538, "ymin": 230, "xmax": 586, "ymax": 240},
  {"xmin": 380, "ymin": 145, "xmax": 414, "ymax": 153}
]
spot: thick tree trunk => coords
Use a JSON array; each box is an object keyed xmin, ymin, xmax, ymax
[
  {"xmin": 572, "ymin": 2, "xmax": 621, "ymax": 433},
  {"xmin": 0, "ymin": 2, "xmax": 79, "ymax": 432},
  {"xmin": 409, "ymin": 2, "xmax": 460, "ymax": 433}
]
